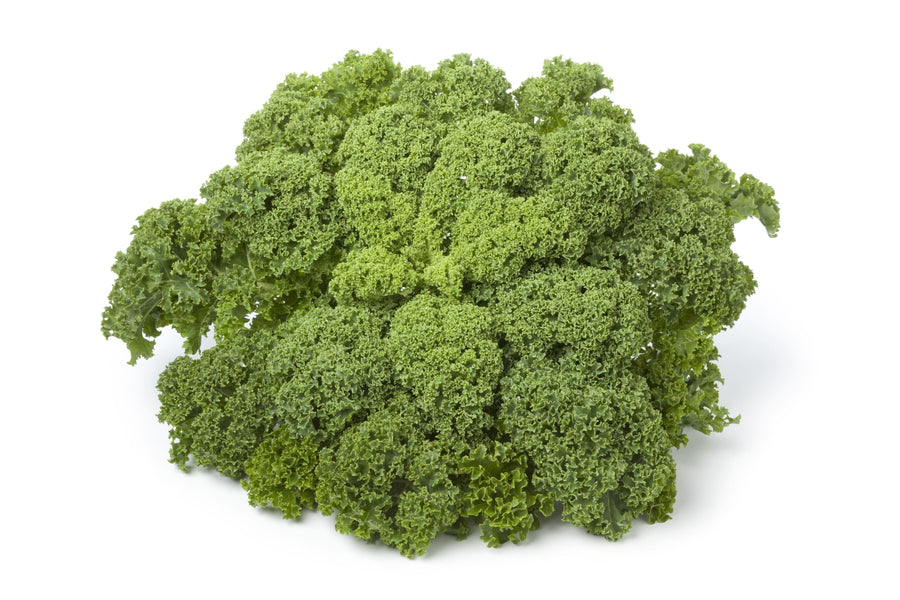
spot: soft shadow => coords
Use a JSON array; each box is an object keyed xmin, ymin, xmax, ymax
[
  {"xmin": 714, "ymin": 305, "xmax": 796, "ymax": 417},
  {"xmin": 671, "ymin": 314, "xmax": 793, "ymax": 517}
]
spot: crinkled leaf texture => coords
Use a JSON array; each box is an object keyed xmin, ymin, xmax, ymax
[{"xmin": 102, "ymin": 49, "xmax": 778, "ymax": 558}]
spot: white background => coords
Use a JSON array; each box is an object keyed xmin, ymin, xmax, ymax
[{"xmin": 2, "ymin": 1, "xmax": 897, "ymax": 597}]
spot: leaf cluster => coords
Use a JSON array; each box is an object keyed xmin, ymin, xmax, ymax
[{"xmin": 102, "ymin": 50, "xmax": 778, "ymax": 557}]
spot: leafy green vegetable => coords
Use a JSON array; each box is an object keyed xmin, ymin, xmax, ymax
[{"xmin": 102, "ymin": 49, "xmax": 779, "ymax": 557}]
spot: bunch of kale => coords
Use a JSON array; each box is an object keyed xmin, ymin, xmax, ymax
[{"xmin": 102, "ymin": 50, "xmax": 778, "ymax": 557}]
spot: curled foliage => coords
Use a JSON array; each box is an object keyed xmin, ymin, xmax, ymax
[{"xmin": 102, "ymin": 50, "xmax": 778, "ymax": 557}]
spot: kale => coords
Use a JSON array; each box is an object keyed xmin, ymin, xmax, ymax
[{"xmin": 102, "ymin": 49, "xmax": 779, "ymax": 557}]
